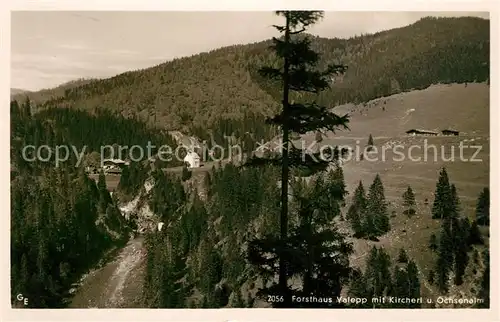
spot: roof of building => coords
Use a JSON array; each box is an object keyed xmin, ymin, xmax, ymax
[
  {"xmin": 184, "ymin": 151, "xmax": 200, "ymax": 159},
  {"xmin": 406, "ymin": 129, "xmax": 439, "ymax": 134},
  {"xmin": 102, "ymin": 158, "xmax": 126, "ymax": 164}
]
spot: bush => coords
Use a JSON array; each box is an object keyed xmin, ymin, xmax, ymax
[
  {"xmin": 403, "ymin": 208, "xmax": 416, "ymax": 217},
  {"xmin": 397, "ymin": 248, "xmax": 408, "ymax": 263}
]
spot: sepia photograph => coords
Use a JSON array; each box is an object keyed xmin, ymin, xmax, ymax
[{"xmin": 9, "ymin": 9, "xmax": 491, "ymax": 311}]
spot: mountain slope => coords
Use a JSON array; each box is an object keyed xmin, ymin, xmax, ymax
[
  {"xmin": 322, "ymin": 82, "xmax": 489, "ymax": 139},
  {"xmin": 11, "ymin": 88, "xmax": 30, "ymax": 96},
  {"xmin": 17, "ymin": 16, "xmax": 489, "ymax": 131},
  {"xmin": 11, "ymin": 78, "xmax": 96, "ymax": 105}
]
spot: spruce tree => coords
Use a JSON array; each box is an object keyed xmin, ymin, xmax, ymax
[
  {"xmin": 453, "ymin": 218, "xmax": 469, "ymax": 285},
  {"xmin": 97, "ymin": 170, "xmax": 112, "ymax": 213},
  {"xmin": 468, "ymin": 220, "xmax": 483, "ymax": 245},
  {"xmin": 365, "ymin": 174, "xmax": 390, "ymax": 238},
  {"xmin": 347, "ymin": 181, "xmax": 366, "ymax": 237},
  {"xmin": 22, "ymin": 96, "xmax": 32, "ymax": 119},
  {"xmin": 365, "ymin": 246, "xmax": 392, "ymax": 299},
  {"xmin": 391, "ymin": 266, "xmax": 409, "ymax": 307},
  {"xmin": 362, "ymin": 209, "xmax": 377, "ymax": 240},
  {"xmin": 324, "ymin": 166, "xmax": 347, "ymax": 218},
  {"xmin": 347, "ymin": 269, "xmax": 372, "ymax": 308},
  {"xmin": 296, "ymin": 175, "xmax": 352, "ymax": 305},
  {"xmin": 406, "ymin": 260, "xmax": 421, "ymax": 308},
  {"xmin": 402, "ymin": 186, "xmax": 416, "ymax": 217},
  {"xmin": 460, "ymin": 217, "xmax": 471, "ymax": 244},
  {"xmin": 330, "ymin": 165, "xmax": 347, "ymax": 203},
  {"xmin": 435, "ymin": 223, "xmax": 453, "ymax": 293},
  {"xmin": 449, "ymin": 184, "xmax": 460, "ymax": 219},
  {"xmin": 475, "ymin": 187, "xmax": 489, "ymax": 226},
  {"xmin": 97, "ymin": 169, "xmax": 107, "ymax": 193},
  {"xmin": 475, "ymin": 250, "xmax": 489, "ymax": 308},
  {"xmin": 367, "ymin": 133, "xmax": 374, "ymax": 152},
  {"xmin": 429, "ymin": 233, "xmax": 438, "ymax": 252},
  {"xmin": 117, "ymin": 165, "xmax": 130, "ymax": 193},
  {"xmin": 432, "ymin": 167, "xmax": 452, "ymax": 219},
  {"xmin": 200, "ymin": 246, "xmax": 224, "ymax": 307},
  {"xmin": 245, "ymin": 11, "xmax": 350, "ymax": 307}
]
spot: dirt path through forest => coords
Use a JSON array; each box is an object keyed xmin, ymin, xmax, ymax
[{"xmin": 68, "ymin": 237, "xmax": 146, "ymax": 308}]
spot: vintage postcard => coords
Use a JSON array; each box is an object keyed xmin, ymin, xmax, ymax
[{"xmin": 3, "ymin": 2, "xmax": 497, "ymax": 321}]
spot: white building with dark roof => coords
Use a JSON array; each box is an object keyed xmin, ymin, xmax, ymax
[{"xmin": 184, "ymin": 151, "xmax": 201, "ymax": 168}]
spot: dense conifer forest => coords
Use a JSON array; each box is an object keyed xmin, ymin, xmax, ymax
[{"xmin": 10, "ymin": 100, "xmax": 135, "ymax": 307}]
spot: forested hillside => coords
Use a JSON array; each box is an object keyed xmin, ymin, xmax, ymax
[
  {"xmin": 142, "ymin": 164, "xmax": 282, "ymax": 308},
  {"xmin": 10, "ymin": 99, "xmax": 186, "ymax": 173},
  {"xmin": 132, "ymin": 158, "xmax": 490, "ymax": 308},
  {"xmin": 14, "ymin": 16, "xmax": 489, "ymax": 134},
  {"xmin": 11, "ymin": 165, "xmax": 129, "ymax": 307},
  {"xmin": 11, "ymin": 88, "xmax": 30, "ymax": 96},
  {"xmin": 10, "ymin": 100, "xmax": 165, "ymax": 307},
  {"xmin": 11, "ymin": 79, "xmax": 94, "ymax": 103}
]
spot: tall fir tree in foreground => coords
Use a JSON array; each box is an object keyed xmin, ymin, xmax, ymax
[
  {"xmin": 248, "ymin": 168, "xmax": 353, "ymax": 308},
  {"xmin": 245, "ymin": 10, "xmax": 350, "ymax": 307}
]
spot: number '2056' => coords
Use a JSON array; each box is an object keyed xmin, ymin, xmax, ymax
[{"xmin": 267, "ymin": 295, "xmax": 284, "ymax": 302}]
